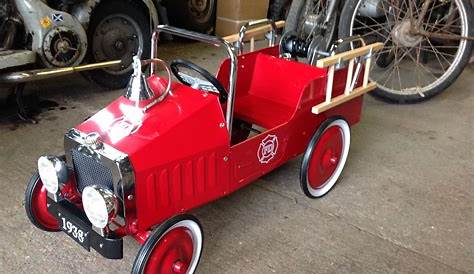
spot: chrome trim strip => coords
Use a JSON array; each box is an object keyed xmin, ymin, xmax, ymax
[{"xmin": 64, "ymin": 128, "xmax": 135, "ymax": 227}]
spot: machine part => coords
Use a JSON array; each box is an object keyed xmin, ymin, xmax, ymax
[
  {"xmin": 0, "ymin": 50, "xmax": 36, "ymax": 70},
  {"xmin": 284, "ymin": 0, "xmax": 338, "ymax": 61},
  {"xmin": 167, "ymin": 0, "xmax": 216, "ymax": 34},
  {"xmin": 24, "ymin": 172, "xmax": 61, "ymax": 232},
  {"xmin": 85, "ymin": 1, "xmax": 151, "ymax": 89},
  {"xmin": 280, "ymin": 32, "xmax": 310, "ymax": 58},
  {"xmin": 71, "ymin": 0, "xmax": 158, "ymax": 30},
  {"xmin": 391, "ymin": 20, "xmax": 424, "ymax": 48},
  {"xmin": 132, "ymin": 215, "xmax": 203, "ymax": 274},
  {"xmin": 0, "ymin": 60, "xmax": 121, "ymax": 84},
  {"xmin": 43, "ymin": 26, "xmax": 83, "ymax": 67},
  {"xmin": 14, "ymin": 0, "xmax": 88, "ymax": 67},
  {"xmin": 339, "ymin": 0, "xmax": 473, "ymax": 103},
  {"xmin": 300, "ymin": 118, "xmax": 350, "ymax": 198},
  {"xmin": 357, "ymin": 0, "xmax": 384, "ymax": 18}
]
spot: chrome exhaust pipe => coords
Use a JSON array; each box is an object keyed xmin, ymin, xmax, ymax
[{"xmin": 0, "ymin": 60, "xmax": 121, "ymax": 84}]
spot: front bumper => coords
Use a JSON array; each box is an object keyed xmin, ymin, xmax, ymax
[{"xmin": 47, "ymin": 197, "xmax": 123, "ymax": 259}]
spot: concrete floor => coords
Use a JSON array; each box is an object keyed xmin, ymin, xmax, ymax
[{"xmin": 0, "ymin": 42, "xmax": 472, "ymax": 274}]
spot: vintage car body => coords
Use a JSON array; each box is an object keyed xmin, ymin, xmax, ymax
[{"xmin": 25, "ymin": 23, "xmax": 380, "ymax": 273}]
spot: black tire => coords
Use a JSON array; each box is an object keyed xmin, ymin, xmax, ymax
[
  {"xmin": 268, "ymin": 0, "xmax": 292, "ymax": 21},
  {"xmin": 284, "ymin": 0, "xmax": 307, "ymax": 34},
  {"xmin": 132, "ymin": 214, "xmax": 203, "ymax": 274},
  {"xmin": 25, "ymin": 172, "xmax": 60, "ymax": 232},
  {"xmin": 339, "ymin": 0, "xmax": 473, "ymax": 104},
  {"xmin": 167, "ymin": 0, "xmax": 216, "ymax": 34},
  {"xmin": 300, "ymin": 117, "xmax": 351, "ymax": 199},
  {"xmin": 85, "ymin": 0, "xmax": 151, "ymax": 89}
]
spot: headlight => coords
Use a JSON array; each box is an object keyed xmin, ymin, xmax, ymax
[
  {"xmin": 82, "ymin": 186, "xmax": 118, "ymax": 229},
  {"xmin": 37, "ymin": 156, "xmax": 68, "ymax": 194}
]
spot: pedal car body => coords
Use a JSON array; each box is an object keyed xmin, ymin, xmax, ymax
[{"xmin": 25, "ymin": 23, "xmax": 382, "ymax": 273}]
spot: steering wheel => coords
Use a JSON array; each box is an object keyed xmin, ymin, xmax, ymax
[{"xmin": 170, "ymin": 59, "xmax": 228, "ymax": 103}]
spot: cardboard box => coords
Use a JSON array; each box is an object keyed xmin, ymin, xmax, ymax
[{"xmin": 216, "ymin": 0, "xmax": 270, "ymax": 37}]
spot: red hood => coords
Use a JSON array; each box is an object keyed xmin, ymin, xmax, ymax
[{"xmin": 75, "ymin": 78, "xmax": 229, "ymax": 173}]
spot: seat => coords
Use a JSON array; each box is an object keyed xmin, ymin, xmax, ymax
[{"xmin": 234, "ymin": 94, "xmax": 293, "ymax": 129}]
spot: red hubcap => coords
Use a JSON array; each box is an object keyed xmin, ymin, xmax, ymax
[
  {"xmin": 308, "ymin": 126, "xmax": 343, "ymax": 189},
  {"xmin": 145, "ymin": 228, "xmax": 194, "ymax": 274},
  {"xmin": 32, "ymin": 180, "xmax": 60, "ymax": 230}
]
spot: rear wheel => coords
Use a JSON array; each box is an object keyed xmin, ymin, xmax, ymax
[
  {"xmin": 300, "ymin": 118, "xmax": 350, "ymax": 198},
  {"xmin": 24, "ymin": 172, "xmax": 60, "ymax": 232},
  {"xmin": 339, "ymin": 0, "xmax": 473, "ymax": 103},
  {"xmin": 132, "ymin": 215, "xmax": 203, "ymax": 274},
  {"xmin": 85, "ymin": 0, "xmax": 151, "ymax": 89}
]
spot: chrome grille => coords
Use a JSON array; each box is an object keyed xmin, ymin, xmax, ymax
[{"xmin": 71, "ymin": 149, "xmax": 114, "ymax": 193}]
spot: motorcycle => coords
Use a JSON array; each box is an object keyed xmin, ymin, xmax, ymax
[
  {"xmin": 283, "ymin": 0, "xmax": 473, "ymax": 103},
  {"xmin": 0, "ymin": 0, "xmax": 217, "ymax": 120}
]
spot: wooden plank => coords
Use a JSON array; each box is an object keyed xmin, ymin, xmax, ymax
[
  {"xmin": 316, "ymin": 42, "xmax": 384, "ymax": 68},
  {"xmin": 325, "ymin": 65, "xmax": 335, "ymax": 103},
  {"xmin": 312, "ymin": 82, "xmax": 377, "ymax": 114},
  {"xmin": 223, "ymin": 20, "xmax": 286, "ymax": 43}
]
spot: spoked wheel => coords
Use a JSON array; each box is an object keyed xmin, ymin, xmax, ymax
[
  {"xmin": 285, "ymin": 0, "xmax": 338, "ymax": 61},
  {"xmin": 300, "ymin": 118, "xmax": 351, "ymax": 198},
  {"xmin": 132, "ymin": 215, "xmax": 203, "ymax": 274},
  {"xmin": 24, "ymin": 172, "xmax": 60, "ymax": 232},
  {"xmin": 339, "ymin": 0, "xmax": 473, "ymax": 103}
]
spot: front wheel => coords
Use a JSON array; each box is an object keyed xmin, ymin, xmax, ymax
[
  {"xmin": 132, "ymin": 215, "xmax": 203, "ymax": 274},
  {"xmin": 300, "ymin": 118, "xmax": 351, "ymax": 198},
  {"xmin": 24, "ymin": 172, "xmax": 60, "ymax": 232},
  {"xmin": 339, "ymin": 0, "xmax": 473, "ymax": 103}
]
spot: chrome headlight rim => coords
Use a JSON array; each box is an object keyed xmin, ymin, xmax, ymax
[
  {"xmin": 37, "ymin": 155, "xmax": 69, "ymax": 194},
  {"xmin": 82, "ymin": 185, "xmax": 119, "ymax": 229}
]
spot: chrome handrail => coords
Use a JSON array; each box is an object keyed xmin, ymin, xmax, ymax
[
  {"xmin": 237, "ymin": 19, "xmax": 277, "ymax": 55},
  {"xmin": 151, "ymin": 25, "xmax": 238, "ymax": 135}
]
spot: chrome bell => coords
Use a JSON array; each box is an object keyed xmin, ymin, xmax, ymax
[{"xmin": 124, "ymin": 56, "xmax": 155, "ymax": 101}]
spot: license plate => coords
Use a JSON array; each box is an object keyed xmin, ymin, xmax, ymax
[{"xmin": 57, "ymin": 211, "xmax": 91, "ymax": 250}]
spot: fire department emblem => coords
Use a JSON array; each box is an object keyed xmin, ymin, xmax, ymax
[{"xmin": 258, "ymin": 135, "xmax": 279, "ymax": 164}]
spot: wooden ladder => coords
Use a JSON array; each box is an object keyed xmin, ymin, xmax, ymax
[{"xmin": 312, "ymin": 42, "xmax": 384, "ymax": 114}]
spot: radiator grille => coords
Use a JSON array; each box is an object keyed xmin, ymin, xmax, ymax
[{"xmin": 71, "ymin": 149, "xmax": 114, "ymax": 193}]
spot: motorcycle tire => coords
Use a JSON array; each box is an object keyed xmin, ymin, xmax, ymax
[
  {"xmin": 268, "ymin": 0, "xmax": 292, "ymax": 22},
  {"xmin": 339, "ymin": 0, "xmax": 473, "ymax": 104},
  {"xmin": 167, "ymin": 0, "xmax": 216, "ymax": 34},
  {"xmin": 85, "ymin": 0, "xmax": 151, "ymax": 89}
]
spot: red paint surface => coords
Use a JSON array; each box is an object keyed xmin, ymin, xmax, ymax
[
  {"xmin": 308, "ymin": 126, "xmax": 343, "ymax": 189},
  {"xmin": 144, "ymin": 227, "xmax": 194, "ymax": 274},
  {"xmin": 73, "ymin": 45, "xmax": 365, "ymax": 235}
]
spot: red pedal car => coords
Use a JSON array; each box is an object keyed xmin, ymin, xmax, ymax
[{"xmin": 24, "ymin": 22, "xmax": 382, "ymax": 273}]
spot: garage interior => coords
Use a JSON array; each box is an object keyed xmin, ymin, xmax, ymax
[{"xmin": 0, "ymin": 0, "xmax": 473, "ymax": 273}]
